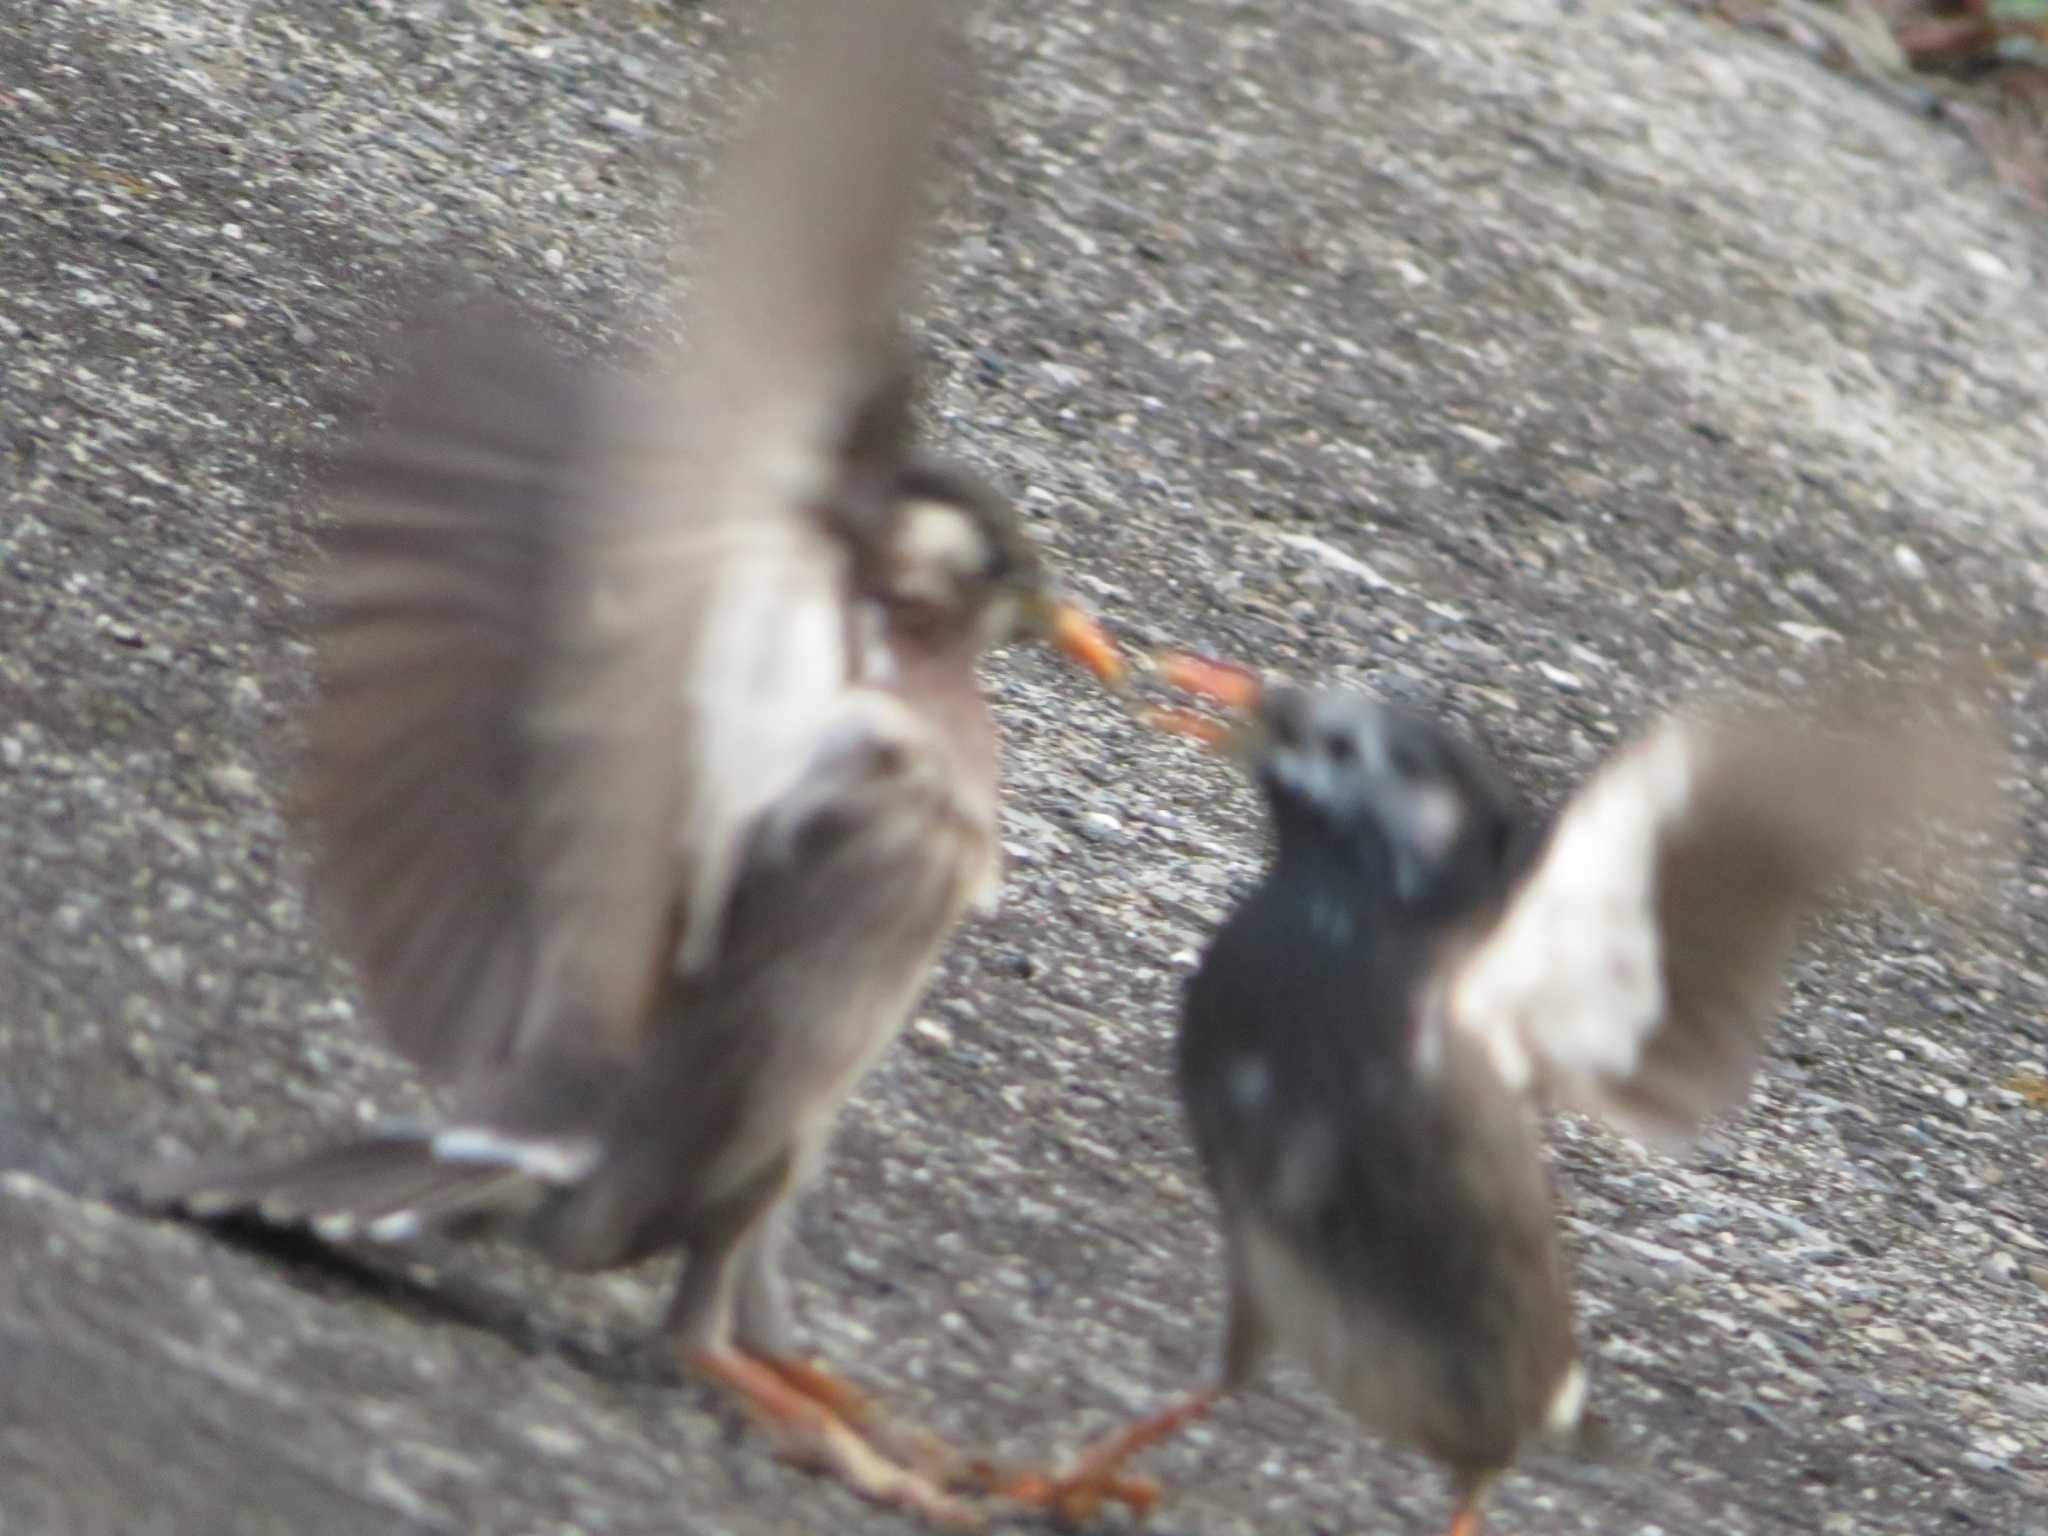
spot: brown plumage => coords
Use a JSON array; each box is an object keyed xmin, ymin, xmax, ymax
[{"xmin": 129, "ymin": 0, "xmax": 1125, "ymax": 1523}]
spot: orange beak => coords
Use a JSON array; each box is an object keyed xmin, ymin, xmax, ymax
[
  {"xmin": 1139, "ymin": 650, "xmax": 1263, "ymax": 749},
  {"xmin": 1042, "ymin": 600, "xmax": 1128, "ymax": 690},
  {"xmin": 1150, "ymin": 651, "xmax": 1261, "ymax": 712}
]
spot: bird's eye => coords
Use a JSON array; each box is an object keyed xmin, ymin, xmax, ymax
[{"xmin": 1324, "ymin": 729, "xmax": 1358, "ymax": 766}]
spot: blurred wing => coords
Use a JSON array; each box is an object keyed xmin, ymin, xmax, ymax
[
  {"xmin": 679, "ymin": 0, "xmax": 944, "ymax": 501},
  {"xmin": 1442, "ymin": 690, "xmax": 1990, "ymax": 1147},
  {"xmin": 306, "ymin": 0, "xmax": 955, "ymax": 1081},
  {"xmin": 615, "ymin": 0, "xmax": 951, "ymax": 973},
  {"xmin": 307, "ymin": 326, "xmax": 609, "ymax": 1083}
]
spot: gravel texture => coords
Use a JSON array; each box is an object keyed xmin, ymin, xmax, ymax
[{"xmin": 2, "ymin": 1, "xmax": 2045, "ymax": 1534}]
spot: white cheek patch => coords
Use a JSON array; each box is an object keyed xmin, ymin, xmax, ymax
[
  {"xmin": 1404, "ymin": 782, "xmax": 1466, "ymax": 860},
  {"xmin": 1385, "ymin": 779, "xmax": 1466, "ymax": 901},
  {"xmin": 1270, "ymin": 751, "xmax": 1337, "ymax": 807},
  {"xmin": 894, "ymin": 499, "xmax": 988, "ymax": 585}
]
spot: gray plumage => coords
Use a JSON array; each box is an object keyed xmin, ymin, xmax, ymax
[
  {"xmin": 1178, "ymin": 690, "xmax": 1578, "ymax": 1510},
  {"xmin": 1035, "ymin": 680, "xmax": 1992, "ymax": 1533}
]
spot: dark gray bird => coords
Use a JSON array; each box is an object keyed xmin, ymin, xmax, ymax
[
  {"xmin": 128, "ymin": 0, "xmax": 1124, "ymax": 1522},
  {"xmin": 1013, "ymin": 674, "xmax": 1989, "ymax": 1534}
]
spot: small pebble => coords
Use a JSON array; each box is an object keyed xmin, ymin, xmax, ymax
[{"xmin": 1076, "ymin": 811, "xmax": 1124, "ymax": 844}]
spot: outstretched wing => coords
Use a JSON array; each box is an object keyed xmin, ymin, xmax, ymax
[
  {"xmin": 633, "ymin": 0, "xmax": 950, "ymax": 974},
  {"xmin": 304, "ymin": 0, "xmax": 954, "ymax": 1085},
  {"xmin": 1440, "ymin": 684, "xmax": 1992, "ymax": 1146}
]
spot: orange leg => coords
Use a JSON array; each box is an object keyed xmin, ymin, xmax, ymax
[
  {"xmin": 752, "ymin": 1354, "xmax": 880, "ymax": 1426},
  {"xmin": 1443, "ymin": 1476, "xmax": 1494, "ymax": 1536},
  {"xmin": 996, "ymin": 1387, "xmax": 1222, "ymax": 1526},
  {"xmin": 691, "ymin": 1349, "xmax": 979, "ymax": 1529},
  {"xmin": 751, "ymin": 1354, "xmax": 970, "ymax": 1486}
]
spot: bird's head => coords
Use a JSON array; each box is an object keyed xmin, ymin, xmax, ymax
[
  {"xmin": 1245, "ymin": 687, "xmax": 1522, "ymax": 908},
  {"xmin": 864, "ymin": 459, "xmax": 1124, "ymax": 682}
]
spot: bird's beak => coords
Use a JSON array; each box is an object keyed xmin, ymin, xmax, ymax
[
  {"xmin": 1029, "ymin": 591, "xmax": 1129, "ymax": 690},
  {"xmin": 1141, "ymin": 650, "xmax": 1267, "ymax": 756}
]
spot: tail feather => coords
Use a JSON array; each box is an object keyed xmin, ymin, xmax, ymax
[{"xmin": 126, "ymin": 1129, "xmax": 554, "ymax": 1245}]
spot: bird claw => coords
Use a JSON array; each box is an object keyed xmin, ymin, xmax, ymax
[
  {"xmin": 694, "ymin": 1350, "xmax": 982, "ymax": 1528},
  {"xmin": 698, "ymin": 1352, "xmax": 1177, "ymax": 1527},
  {"xmin": 987, "ymin": 1465, "xmax": 1162, "ymax": 1526},
  {"xmin": 989, "ymin": 1387, "xmax": 1216, "ymax": 1525},
  {"xmin": 766, "ymin": 1409, "xmax": 984, "ymax": 1529}
]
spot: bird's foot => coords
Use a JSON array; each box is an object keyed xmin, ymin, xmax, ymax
[
  {"xmin": 692, "ymin": 1349, "xmax": 981, "ymax": 1529},
  {"xmin": 988, "ymin": 1389, "xmax": 1219, "ymax": 1526},
  {"xmin": 985, "ymin": 1456, "xmax": 1162, "ymax": 1527},
  {"xmin": 753, "ymin": 1354, "xmax": 972, "ymax": 1488}
]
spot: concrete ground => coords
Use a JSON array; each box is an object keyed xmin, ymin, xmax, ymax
[{"xmin": 2, "ymin": 1, "xmax": 2044, "ymax": 1533}]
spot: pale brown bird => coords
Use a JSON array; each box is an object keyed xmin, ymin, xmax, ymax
[
  {"xmin": 1011, "ymin": 666, "xmax": 1992, "ymax": 1534},
  {"xmin": 130, "ymin": 0, "xmax": 1125, "ymax": 1522}
]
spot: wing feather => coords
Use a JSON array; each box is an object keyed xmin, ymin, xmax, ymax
[
  {"xmin": 1444, "ymin": 684, "xmax": 1993, "ymax": 1146},
  {"xmin": 302, "ymin": 0, "xmax": 954, "ymax": 1084}
]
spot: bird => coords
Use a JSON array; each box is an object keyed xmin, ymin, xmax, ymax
[
  {"xmin": 1008, "ymin": 667, "xmax": 1991, "ymax": 1534},
  {"xmin": 127, "ymin": 0, "xmax": 1131, "ymax": 1523}
]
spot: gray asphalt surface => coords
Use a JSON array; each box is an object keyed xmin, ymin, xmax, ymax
[{"xmin": 2, "ymin": 1, "xmax": 2045, "ymax": 1534}]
